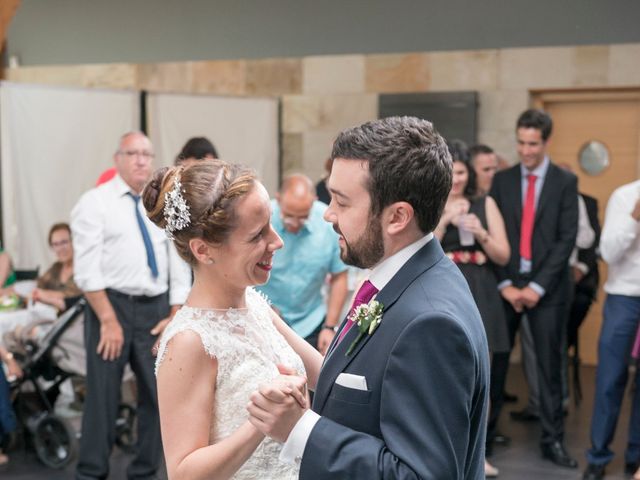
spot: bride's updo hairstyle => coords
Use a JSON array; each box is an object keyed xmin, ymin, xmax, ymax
[{"xmin": 142, "ymin": 159, "xmax": 257, "ymax": 266}]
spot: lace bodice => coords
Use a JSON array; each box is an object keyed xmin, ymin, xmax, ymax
[{"xmin": 156, "ymin": 288, "xmax": 303, "ymax": 480}]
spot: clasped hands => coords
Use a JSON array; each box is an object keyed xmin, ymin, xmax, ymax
[
  {"xmin": 501, "ymin": 285, "xmax": 541, "ymax": 312},
  {"xmin": 445, "ymin": 200, "xmax": 487, "ymax": 239},
  {"xmin": 247, "ymin": 364, "xmax": 309, "ymax": 443}
]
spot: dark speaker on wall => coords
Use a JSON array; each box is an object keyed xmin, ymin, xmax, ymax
[{"xmin": 379, "ymin": 92, "xmax": 478, "ymax": 146}]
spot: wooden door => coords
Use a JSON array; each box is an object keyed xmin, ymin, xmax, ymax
[{"xmin": 533, "ymin": 90, "xmax": 640, "ymax": 365}]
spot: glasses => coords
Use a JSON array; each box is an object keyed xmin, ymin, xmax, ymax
[
  {"xmin": 118, "ymin": 150, "xmax": 155, "ymax": 160},
  {"xmin": 51, "ymin": 239, "xmax": 71, "ymax": 248}
]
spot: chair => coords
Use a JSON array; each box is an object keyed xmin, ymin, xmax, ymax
[{"xmin": 13, "ymin": 267, "xmax": 39, "ymax": 281}]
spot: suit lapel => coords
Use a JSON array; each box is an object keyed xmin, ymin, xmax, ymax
[
  {"xmin": 314, "ymin": 317, "xmax": 367, "ymax": 411},
  {"xmin": 503, "ymin": 166, "xmax": 522, "ymax": 230},
  {"xmin": 322, "ymin": 313, "xmax": 350, "ymax": 364},
  {"xmin": 534, "ymin": 163, "xmax": 558, "ymax": 225},
  {"xmin": 313, "ymin": 239, "xmax": 446, "ymax": 413}
]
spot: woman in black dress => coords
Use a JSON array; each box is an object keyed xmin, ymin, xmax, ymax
[{"xmin": 435, "ymin": 140, "xmax": 511, "ymax": 477}]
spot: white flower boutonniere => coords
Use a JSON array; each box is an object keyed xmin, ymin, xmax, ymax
[{"xmin": 346, "ymin": 300, "xmax": 384, "ymax": 356}]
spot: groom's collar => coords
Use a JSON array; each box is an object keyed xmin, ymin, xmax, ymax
[{"xmin": 369, "ymin": 233, "xmax": 433, "ymax": 291}]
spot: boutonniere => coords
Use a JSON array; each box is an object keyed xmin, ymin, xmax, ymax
[{"xmin": 346, "ymin": 300, "xmax": 384, "ymax": 356}]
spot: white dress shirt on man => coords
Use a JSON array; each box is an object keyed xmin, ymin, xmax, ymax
[
  {"xmin": 600, "ymin": 180, "xmax": 640, "ymax": 296},
  {"xmin": 71, "ymin": 174, "xmax": 190, "ymax": 305}
]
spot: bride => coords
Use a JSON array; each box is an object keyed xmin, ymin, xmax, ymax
[{"xmin": 142, "ymin": 160, "xmax": 323, "ymax": 479}]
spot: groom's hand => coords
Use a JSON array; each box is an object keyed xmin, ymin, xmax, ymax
[{"xmin": 247, "ymin": 374, "xmax": 307, "ymax": 443}]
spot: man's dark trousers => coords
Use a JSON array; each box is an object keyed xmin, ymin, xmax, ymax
[{"xmin": 76, "ymin": 290, "xmax": 169, "ymax": 480}]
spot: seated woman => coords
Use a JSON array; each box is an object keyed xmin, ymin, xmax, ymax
[
  {"xmin": 31, "ymin": 223, "xmax": 82, "ymax": 312},
  {"xmin": 0, "ymin": 344, "xmax": 22, "ymax": 465}
]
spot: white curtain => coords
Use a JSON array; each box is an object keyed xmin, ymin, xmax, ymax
[
  {"xmin": 0, "ymin": 81, "xmax": 139, "ymax": 270},
  {"xmin": 147, "ymin": 92, "xmax": 279, "ymax": 194}
]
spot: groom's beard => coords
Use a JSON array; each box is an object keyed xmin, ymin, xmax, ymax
[{"xmin": 334, "ymin": 215, "xmax": 384, "ymax": 269}]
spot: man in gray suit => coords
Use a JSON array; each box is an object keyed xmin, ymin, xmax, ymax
[{"xmin": 248, "ymin": 116, "xmax": 490, "ymax": 478}]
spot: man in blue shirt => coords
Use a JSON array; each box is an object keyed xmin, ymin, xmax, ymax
[{"xmin": 258, "ymin": 174, "xmax": 348, "ymax": 354}]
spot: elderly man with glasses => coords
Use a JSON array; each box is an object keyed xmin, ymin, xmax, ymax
[
  {"xmin": 71, "ymin": 131, "xmax": 191, "ymax": 480},
  {"xmin": 257, "ymin": 173, "xmax": 348, "ymax": 355}
]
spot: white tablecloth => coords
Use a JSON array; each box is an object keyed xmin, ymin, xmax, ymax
[{"xmin": 0, "ymin": 302, "xmax": 58, "ymax": 347}]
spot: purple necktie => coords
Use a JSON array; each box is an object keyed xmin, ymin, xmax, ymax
[{"xmin": 335, "ymin": 280, "xmax": 379, "ymax": 346}]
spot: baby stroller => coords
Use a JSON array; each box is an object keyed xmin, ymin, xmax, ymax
[{"xmin": 6, "ymin": 298, "xmax": 137, "ymax": 468}]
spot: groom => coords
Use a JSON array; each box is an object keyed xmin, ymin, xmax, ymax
[{"xmin": 249, "ymin": 116, "xmax": 490, "ymax": 478}]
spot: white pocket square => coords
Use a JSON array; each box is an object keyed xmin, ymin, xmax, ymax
[{"xmin": 335, "ymin": 373, "xmax": 368, "ymax": 391}]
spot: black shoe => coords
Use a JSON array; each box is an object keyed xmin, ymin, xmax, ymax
[
  {"xmin": 582, "ymin": 463, "xmax": 605, "ymax": 480},
  {"xmin": 503, "ymin": 391, "xmax": 518, "ymax": 403},
  {"xmin": 541, "ymin": 441, "xmax": 578, "ymax": 469},
  {"xmin": 510, "ymin": 407, "xmax": 539, "ymax": 422},
  {"xmin": 625, "ymin": 461, "xmax": 639, "ymax": 476},
  {"xmin": 494, "ymin": 433, "xmax": 511, "ymax": 446}
]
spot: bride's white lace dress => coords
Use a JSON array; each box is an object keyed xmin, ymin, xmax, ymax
[{"xmin": 156, "ymin": 288, "xmax": 304, "ymax": 479}]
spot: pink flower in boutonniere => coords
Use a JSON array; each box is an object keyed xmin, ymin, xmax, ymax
[{"xmin": 346, "ymin": 299, "xmax": 384, "ymax": 356}]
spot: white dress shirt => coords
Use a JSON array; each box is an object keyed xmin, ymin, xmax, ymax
[
  {"xmin": 600, "ymin": 180, "xmax": 640, "ymax": 296},
  {"xmin": 279, "ymin": 233, "xmax": 434, "ymax": 464},
  {"xmin": 71, "ymin": 174, "xmax": 191, "ymax": 305},
  {"xmin": 569, "ymin": 194, "xmax": 596, "ymax": 272}
]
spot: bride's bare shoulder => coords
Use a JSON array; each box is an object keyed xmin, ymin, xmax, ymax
[{"xmin": 157, "ymin": 329, "xmax": 218, "ymax": 379}]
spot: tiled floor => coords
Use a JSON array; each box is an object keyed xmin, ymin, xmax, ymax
[
  {"xmin": 490, "ymin": 364, "xmax": 634, "ymax": 480},
  {"xmin": 0, "ymin": 364, "xmax": 636, "ymax": 479}
]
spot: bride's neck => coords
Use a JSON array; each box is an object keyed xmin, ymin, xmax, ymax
[{"xmin": 187, "ymin": 272, "xmax": 248, "ymax": 309}]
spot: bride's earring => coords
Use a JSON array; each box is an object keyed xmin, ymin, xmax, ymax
[{"xmin": 205, "ymin": 257, "xmax": 214, "ymax": 265}]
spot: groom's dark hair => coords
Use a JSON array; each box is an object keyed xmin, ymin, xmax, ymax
[{"xmin": 331, "ymin": 116, "xmax": 452, "ymax": 234}]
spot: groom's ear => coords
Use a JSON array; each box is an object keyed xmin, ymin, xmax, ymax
[{"xmin": 384, "ymin": 201, "xmax": 415, "ymax": 235}]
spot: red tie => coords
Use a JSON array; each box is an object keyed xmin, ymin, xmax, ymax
[
  {"xmin": 520, "ymin": 174, "xmax": 537, "ymax": 261},
  {"xmin": 335, "ymin": 280, "xmax": 379, "ymax": 346}
]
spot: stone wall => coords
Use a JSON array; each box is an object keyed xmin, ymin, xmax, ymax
[{"xmin": 7, "ymin": 42, "xmax": 640, "ymax": 181}]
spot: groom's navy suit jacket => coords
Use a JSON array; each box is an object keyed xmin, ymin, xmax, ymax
[{"xmin": 301, "ymin": 239, "xmax": 490, "ymax": 479}]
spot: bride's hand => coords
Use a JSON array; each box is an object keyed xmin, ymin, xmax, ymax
[
  {"xmin": 259, "ymin": 372, "xmax": 308, "ymax": 409},
  {"xmin": 247, "ymin": 367, "xmax": 308, "ymax": 443},
  {"xmin": 278, "ymin": 364, "xmax": 309, "ymax": 407}
]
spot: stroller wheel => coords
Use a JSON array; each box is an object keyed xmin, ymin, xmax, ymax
[
  {"xmin": 33, "ymin": 414, "xmax": 77, "ymax": 469},
  {"xmin": 115, "ymin": 403, "xmax": 137, "ymax": 454}
]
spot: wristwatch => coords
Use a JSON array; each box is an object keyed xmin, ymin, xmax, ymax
[{"xmin": 322, "ymin": 324, "xmax": 338, "ymax": 333}]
